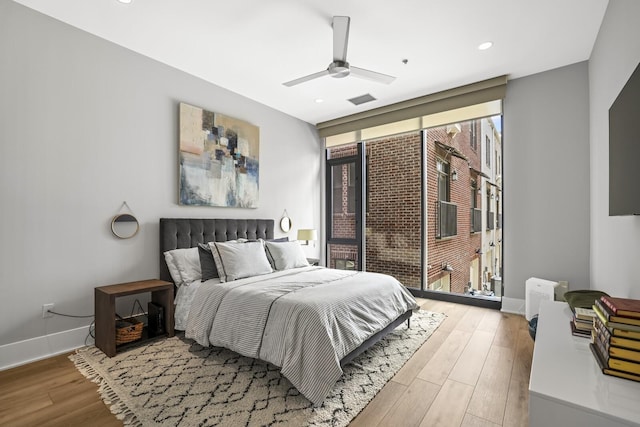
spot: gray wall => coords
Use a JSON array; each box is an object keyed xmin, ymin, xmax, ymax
[
  {"xmin": 589, "ymin": 0, "xmax": 640, "ymax": 298},
  {"xmin": 0, "ymin": 1, "xmax": 322, "ymax": 347},
  {"xmin": 503, "ymin": 62, "xmax": 591, "ymax": 300}
]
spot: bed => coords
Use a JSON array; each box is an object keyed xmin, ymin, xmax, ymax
[{"xmin": 159, "ymin": 218, "xmax": 418, "ymax": 404}]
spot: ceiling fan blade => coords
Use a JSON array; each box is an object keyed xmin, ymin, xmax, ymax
[
  {"xmin": 350, "ymin": 66, "xmax": 396, "ymax": 84},
  {"xmin": 282, "ymin": 69, "xmax": 330, "ymax": 87},
  {"xmin": 332, "ymin": 16, "xmax": 350, "ymax": 62}
]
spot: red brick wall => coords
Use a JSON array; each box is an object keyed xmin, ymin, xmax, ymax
[
  {"xmin": 426, "ymin": 122, "xmax": 482, "ymax": 293},
  {"xmin": 365, "ymin": 133, "xmax": 422, "ymax": 288}
]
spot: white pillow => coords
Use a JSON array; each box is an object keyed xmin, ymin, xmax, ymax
[
  {"xmin": 163, "ymin": 252, "xmax": 183, "ymax": 285},
  {"xmin": 264, "ymin": 241, "xmax": 310, "ymax": 271},
  {"xmin": 164, "ymin": 247, "xmax": 201, "ymax": 286},
  {"xmin": 209, "ymin": 241, "xmax": 273, "ymax": 282}
]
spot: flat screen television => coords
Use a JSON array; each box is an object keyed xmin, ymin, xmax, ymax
[{"xmin": 609, "ymin": 61, "xmax": 640, "ymax": 216}]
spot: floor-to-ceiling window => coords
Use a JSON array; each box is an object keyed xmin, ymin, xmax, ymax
[
  {"xmin": 321, "ymin": 78, "xmax": 506, "ymax": 307},
  {"xmin": 325, "ymin": 114, "xmax": 502, "ymax": 306}
]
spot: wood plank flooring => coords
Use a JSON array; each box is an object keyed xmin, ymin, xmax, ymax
[
  {"xmin": 353, "ymin": 299, "xmax": 533, "ymax": 427},
  {"xmin": 0, "ymin": 299, "xmax": 533, "ymax": 427}
]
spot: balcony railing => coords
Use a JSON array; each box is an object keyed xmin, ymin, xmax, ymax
[
  {"xmin": 487, "ymin": 211, "xmax": 495, "ymax": 230},
  {"xmin": 471, "ymin": 208, "xmax": 482, "ymax": 233},
  {"xmin": 436, "ymin": 201, "xmax": 457, "ymax": 238}
]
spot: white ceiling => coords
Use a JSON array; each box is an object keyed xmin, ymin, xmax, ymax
[{"xmin": 13, "ymin": 0, "xmax": 609, "ymax": 125}]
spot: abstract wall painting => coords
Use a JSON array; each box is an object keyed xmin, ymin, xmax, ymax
[{"xmin": 179, "ymin": 102, "xmax": 259, "ymax": 208}]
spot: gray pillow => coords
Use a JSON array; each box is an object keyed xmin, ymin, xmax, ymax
[
  {"xmin": 209, "ymin": 241, "xmax": 273, "ymax": 282},
  {"xmin": 264, "ymin": 241, "xmax": 310, "ymax": 271},
  {"xmin": 263, "ymin": 237, "xmax": 289, "ymax": 267},
  {"xmin": 198, "ymin": 243, "xmax": 218, "ymax": 281}
]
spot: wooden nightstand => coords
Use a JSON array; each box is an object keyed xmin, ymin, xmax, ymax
[{"xmin": 95, "ymin": 279, "xmax": 174, "ymax": 357}]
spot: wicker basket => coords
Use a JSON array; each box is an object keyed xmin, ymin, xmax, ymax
[{"xmin": 115, "ymin": 315, "xmax": 144, "ymax": 345}]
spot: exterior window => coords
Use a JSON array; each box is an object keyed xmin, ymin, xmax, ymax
[
  {"xmin": 332, "ymin": 164, "xmax": 356, "ymax": 214},
  {"xmin": 437, "ymin": 159, "xmax": 450, "ymax": 202},
  {"xmin": 436, "ymin": 158, "xmax": 457, "ymax": 238},
  {"xmin": 332, "ymin": 167, "xmax": 342, "ymax": 213},
  {"xmin": 485, "ymin": 136, "xmax": 491, "ymax": 167},
  {"xmin": 429, "ymin": 274, "xmax": 451, "ymax": 292},
  {"xmin": 486, "ymin": 190, "xmax": 495, "ymax": 230},
  {"xmin": 334, "ymin": 259, "xmax": 356, "ymax": 270},
  {"xmin": 471, "ymin": 180, "xmax": 477, "ymax": 209},
  {"xmin": 470, "ymin": 120, "xmax": 477, "ymax": 151},
  {"xmin": 471, "ymin": 180, "xmax": 482, "ymax": 233},
  {"xmin": 347, "ymin": 163, "xmax": 355, "ymax": 213}
]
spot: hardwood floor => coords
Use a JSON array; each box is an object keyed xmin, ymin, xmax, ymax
[
  {"xmin": 0, "ymin": 299, "xmax": 533, "ymax": 427},
  {"xmin": 352, "ymin": 299, "xmax": 533, "ymax": 427}
]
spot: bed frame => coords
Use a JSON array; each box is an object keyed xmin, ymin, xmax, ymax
[{"xmin": 159, "ymin": 217, "xmax": 412, "ymax": 368}]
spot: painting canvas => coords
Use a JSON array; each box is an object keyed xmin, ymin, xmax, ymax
[{"xmin": 179, "ymin": 102, "xmax": 259, "ymax": 207}]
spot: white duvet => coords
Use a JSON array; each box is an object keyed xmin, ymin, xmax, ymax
[{"xmin": 183, "ymin": 266, "xmax": 418, "ymax": 404}]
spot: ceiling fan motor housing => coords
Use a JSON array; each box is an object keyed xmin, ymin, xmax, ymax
[{"xmin": 329, "ymin": 61, "xmax": 350, "ymax": 78}]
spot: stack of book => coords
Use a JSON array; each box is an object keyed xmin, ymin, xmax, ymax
[
  {"xmin": 591, "ymin": 296, "xmax": 640, "ymax": 382},
  {"xmin": 571, "ymin": 307, "xmax": 595, "ymax": 338}
]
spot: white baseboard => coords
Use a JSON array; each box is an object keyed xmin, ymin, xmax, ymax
[
  {"xmin": 501, "ymin": 297, "xmax": 526, "ymax": 316},
  {"xmin": 0, "ymin": 326, "xmax": 93, "ymax": 371}
]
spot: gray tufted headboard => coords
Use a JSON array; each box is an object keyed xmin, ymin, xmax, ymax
[{"xmin": 159, "ymin": 218, "xmax": 274, "ymax": 283}]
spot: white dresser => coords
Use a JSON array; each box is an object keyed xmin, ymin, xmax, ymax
[{"xmin": 529, "ymin": 300, "xmax": 640, "ymax": 427}]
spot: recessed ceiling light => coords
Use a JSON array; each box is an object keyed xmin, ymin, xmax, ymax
[
  {"xmin": 315, "ymin": 98, "xmax": 324, "ymax": 103},
  {"xmin": 478, "ymin": 41, "xmax": 493, "ymax": 51},
  {"xmin": 118, "ymin": 0, "xmax": 132, "ymax": 4}
]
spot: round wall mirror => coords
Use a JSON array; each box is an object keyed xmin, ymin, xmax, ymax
[
  {"xmin": 280, "ymin": 216, "xmax": 292, "ymax": 233},
  {"xmin": 111, "ymin": 214, "xmax": 139, "ymax": 239}
]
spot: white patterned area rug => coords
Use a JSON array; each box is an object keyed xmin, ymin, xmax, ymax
[{"xmin": 71, "ymin": 310, "xmax": 445, "ymax": 427}]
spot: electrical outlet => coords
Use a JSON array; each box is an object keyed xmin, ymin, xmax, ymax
[{"xmin": 42, "ymin": 303, "xmax": 54, "ymax": 318}]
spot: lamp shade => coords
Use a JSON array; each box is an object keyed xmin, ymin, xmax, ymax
[{"xmin": 297, "ymin": 229, "xmax": 317, "ymax": 241}]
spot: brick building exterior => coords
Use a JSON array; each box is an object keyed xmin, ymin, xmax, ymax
[
  {"xmin": 365, "ymin": 133, "xmax": 422, "ymax": 288},
  {"xmin": 425, "ymin": 121, "xmax": 482, "ymax": 294}
]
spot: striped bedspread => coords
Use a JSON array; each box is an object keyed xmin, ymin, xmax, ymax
[{"xmin": 185, "ymin": 266, "xmax": 418, "ymax": 404}]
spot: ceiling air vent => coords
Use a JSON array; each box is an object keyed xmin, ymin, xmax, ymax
[{"xmin": 348, "ymin": 93, "xmax": 377, "ymax": 106}]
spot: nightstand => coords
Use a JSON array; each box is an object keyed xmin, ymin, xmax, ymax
[{"xmin": 95, "ymin": 279, "xmax": 174, "ymax": 357}]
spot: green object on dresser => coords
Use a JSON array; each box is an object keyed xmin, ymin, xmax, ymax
[{"xmin": 564, "ymin": 289, "xmax": 609, "ymax": 312}]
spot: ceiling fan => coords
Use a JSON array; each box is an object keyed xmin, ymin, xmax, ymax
[{"xmin": 282, "ymin": 16, "xmax": 396, "ymax": 87}]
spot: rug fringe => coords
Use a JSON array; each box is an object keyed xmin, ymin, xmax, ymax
[{"xmin": 69, "ymin": 351, "xmax": 143, "ymax": 427}]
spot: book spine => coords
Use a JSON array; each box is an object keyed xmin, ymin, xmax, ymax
[
  {"xmin": 595, "ymin": 299, "xmax": 612, "ymax": 322},
  {"xmin": 594, "ymin": 316, "xmax": 611, "ymax": 340},
  {"xmin": 589, "ymin": 342, "xmax": 607, "ymax": 371},
  {"xmin": 601, "ymin": 296, "xmax": 619, "ymax": 315},
  {"xmin": 595, "ymin": 325, "xmax": 611, "ymax": 354},
  {"xmin": 601, "ymin": 296, "xmax": 640, "ymax": 319},
  {"xmin": 592, "ymin": 303, "xmax": 608, "ymax": 326},
  {"xmin": 594, "ymin": 333, "xmax": 610, "ymax": 364},
  {"xmin": 595, "ymin": 318, "xmax": 640, "ymax": 356}
]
